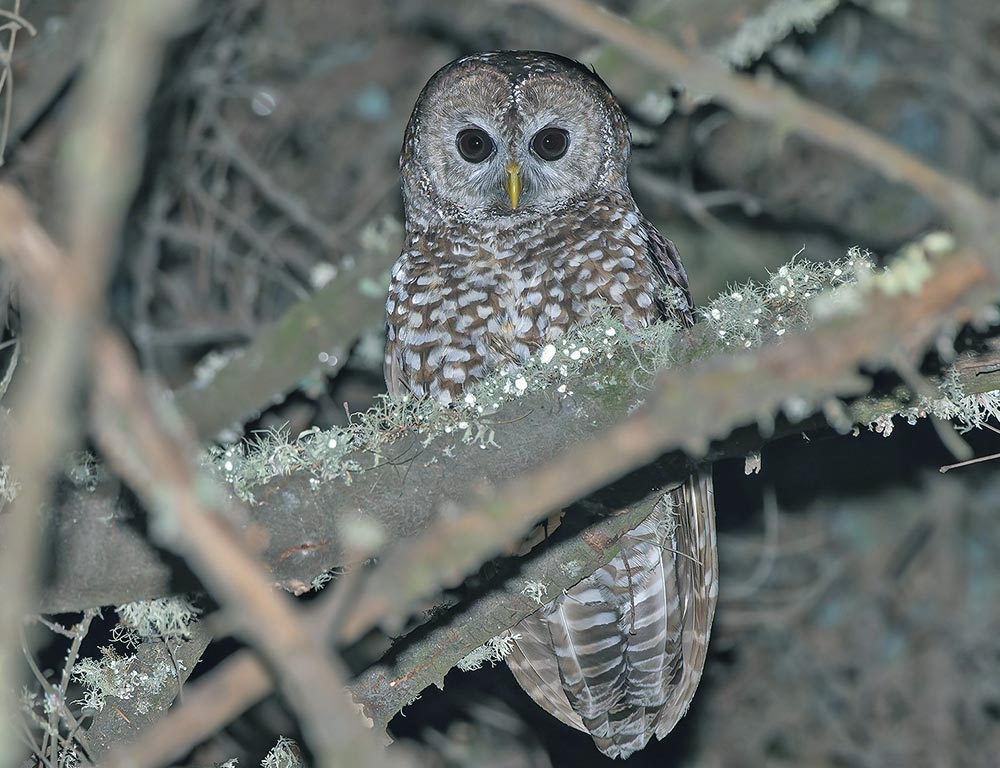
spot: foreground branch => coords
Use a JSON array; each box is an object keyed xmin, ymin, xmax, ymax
[
  {"xmin": 91, "ymin": 332, "xmax": 405, "ymax": 768},
  {"xmin": 0, "ymin": 2, "xmax": 194, "ymax": 761}
]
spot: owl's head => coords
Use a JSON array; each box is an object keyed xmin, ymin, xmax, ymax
[{"xmin": 401, "ymin": 51, "xmax": 631, "ymax": 221}]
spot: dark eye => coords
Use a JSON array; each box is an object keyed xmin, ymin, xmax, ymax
[
  {"xmin": 456, "ymin": 128, "xmax": 494, "ymax": 163},
  {"xmin": 531, "ymin": 127, "xmax": 570, "ymax": 161}
]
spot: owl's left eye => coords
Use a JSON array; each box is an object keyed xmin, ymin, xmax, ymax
[
  {"xmin": 456, "ymin": 128, "xmax": 495, "ymax": 163},
  {"xmin": 531, "ymin": 127, "xmax": 570, "ymax": 161}
]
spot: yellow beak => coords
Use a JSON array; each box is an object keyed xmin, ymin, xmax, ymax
[{"xmin": 505, "ymin": 162, "xmax": 521, "ymax": 209}]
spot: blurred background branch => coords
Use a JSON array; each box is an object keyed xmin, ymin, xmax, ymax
[{"xmin": 0, "ymin": 2, "xmax": 194, "ymax": 764}]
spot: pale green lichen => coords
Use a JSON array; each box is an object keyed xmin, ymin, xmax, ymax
[
  {"xmin": 261, "ymin": 737, "xmax": 302, "ymax": 768},
  {"xmin": 71, "ymin": 598, "xmax": 199, "ymax": 712},
  {"xmin": 456, "ymin": 632, "xmax": 522, "ymax": 672},
  {"xmin": 871, "ymin": 240, "xmax": 935, "ymax": 296}
]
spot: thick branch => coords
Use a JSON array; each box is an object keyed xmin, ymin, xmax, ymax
[
  {"xmin": 340, "ymin": 249, "xmax": 994, "ymax": 639},
  {"xmin": 16, "ymin": 323, "xmax": 1000, "ymax": 618}
]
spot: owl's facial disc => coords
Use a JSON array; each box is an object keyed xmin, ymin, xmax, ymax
[{"xmin": 405, "ymin": 60, "xmax": 630, "ymax": 218}]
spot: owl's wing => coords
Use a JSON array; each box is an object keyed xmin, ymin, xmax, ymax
[
  {"xmin": 506, "ymin": 471, "xmax": 718, "ymax": 760},
  {"xmin": 384, "ymin": 339, "xmax": 407, "ymax": 399},
  {"xmin": 644, "ymin": 222, "xmax": 696, "ymax": 329},
  {"xmin": 653, "ymin": 470, "xmax": 718, "ymax": 739}
]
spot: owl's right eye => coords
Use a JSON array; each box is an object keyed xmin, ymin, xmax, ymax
[{"xmin": 456, "ymin": 128, "xmax": 494, "ymax": 163}]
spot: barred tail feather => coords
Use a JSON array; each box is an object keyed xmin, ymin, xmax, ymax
[{"xmin": 505, "ymin": 470, "xmax": 718, "ymax": 760}]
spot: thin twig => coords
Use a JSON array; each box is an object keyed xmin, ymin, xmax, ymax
[{"xmin": 939, "ymin": 452, "xmax": 1000, "ymax": 473}]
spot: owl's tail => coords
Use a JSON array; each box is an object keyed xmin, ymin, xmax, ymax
[{"xmin": 506, "ymin": 471, "xmax": 718, "ymax": 760}]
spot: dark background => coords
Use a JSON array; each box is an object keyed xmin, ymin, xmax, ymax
[{"xmin": 5, "ymin": 1, "xmax": 1000, "ymax": 766}]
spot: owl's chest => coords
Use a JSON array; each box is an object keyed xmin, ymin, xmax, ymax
[
  {"xmin": 410, "ymin": 235, "xmax": 655, "ymax": 338},
  {"xmin": 387, "ymin": 218, "xmax": 660, "ymax": 400}
]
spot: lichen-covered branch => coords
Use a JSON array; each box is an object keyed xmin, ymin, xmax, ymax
[
  {"xmin": 81, "ymin": 625, "xmax": 212, "ymax": 762},
  {"xmin": 12, "ymin": 246, "xmax": 1000, "ymax": 620},
  {"xmin": 339, "ymin": 244, "xmax": 995, "ymax": 639}
]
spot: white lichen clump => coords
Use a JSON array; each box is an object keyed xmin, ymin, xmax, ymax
[
  {"xmin": 113, "ymin": 597, "xmax": 201, "ymax": 647},
  {"xmin": 868, "ymin": 367, "xmax": 1000, "ymax": 437},
  {"xmin": 456, "ymin": 632, "xmax": 522, "ymax": 672},
  {"xmin": 261, "ymin": 737, "xmax": 303, "ymax": 768},
  {"xmin": 521, "ymin": 580, "xmax": 549, "ymax": 605},
  {"xmin": 702, "ymin": 250, "xmax": 874, "ymax": 348},
  {"xmin": 71, "ymin": 647, "xmax": 179, "ymax": 714}
]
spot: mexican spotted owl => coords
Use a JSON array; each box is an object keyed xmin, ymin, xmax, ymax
[{"xmin": 385, "ymin": 51, "xmax": 718, "ymax": 760}]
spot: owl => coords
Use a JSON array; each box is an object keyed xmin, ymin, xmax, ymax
[{"xmin": 385, "ymin": 51, "xmax": 718, "ymax": 760}]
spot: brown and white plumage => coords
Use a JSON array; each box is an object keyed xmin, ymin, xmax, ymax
[
  {"xmin": 385, "ymin": 50, "xmax": 718, "ymax": 760},
  {"xmin": 507, "ymin": 475, "xmax": 717, "ymax": 759}
]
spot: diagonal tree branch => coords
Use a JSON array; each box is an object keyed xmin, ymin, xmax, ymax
[
  {"xmin": 509, "ymin": 0, "xmax": 998, "ymax": 245},
  {"xmin": 90, "ymin": 330, "xmax": 409, "ymax": 768},
  {"xmin": 339, "ymin": 247, "xmax": 995, "ymax": 639},
  {"xmin": 0, "ymin": 2, "xmax": 195, "ymax": 761}
]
